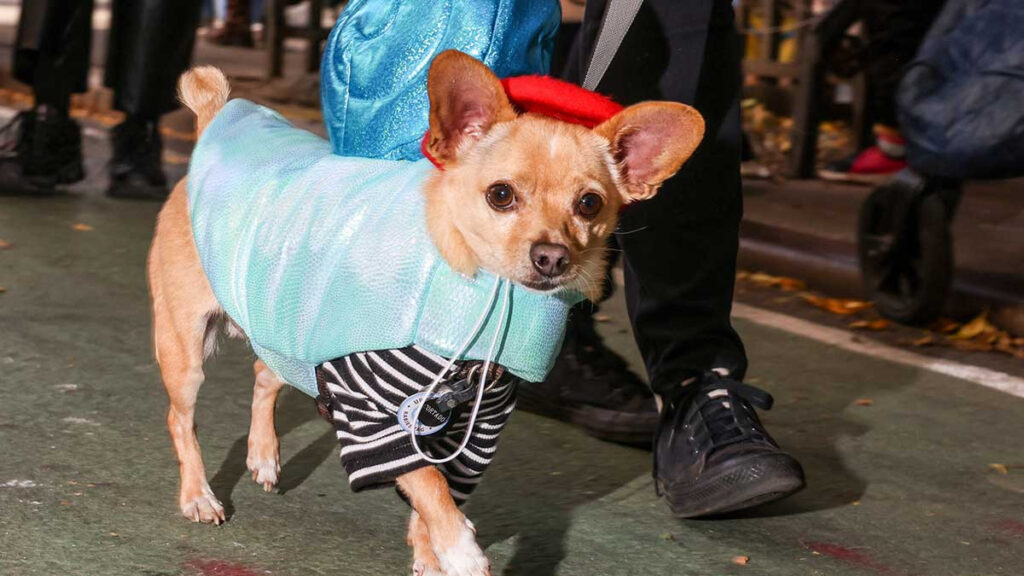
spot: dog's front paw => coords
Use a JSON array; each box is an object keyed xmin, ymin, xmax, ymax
[
  {"xmin": 434, "ymin": 519, "xmax": 489, "ymax": 576},
  {"xmin": 246, "ymin": 455, "xmax": 280, "ymax": 492},
  {"xmin": 412, "ymin": 560, "xmax": 444, "ymax": 576},
  {"xmin": 180, "ymin": 485, "xmax": 225, "ymax": 525}
]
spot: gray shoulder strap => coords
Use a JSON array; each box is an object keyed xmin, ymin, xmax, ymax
[{"xmin": 582, "ymin": 0, "xmax": 645, "ymax": 91}]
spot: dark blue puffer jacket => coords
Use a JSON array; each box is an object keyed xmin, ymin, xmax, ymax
[{"xmin": 897, "ymin": 0, "xmax": 1024, "ymax": 179}]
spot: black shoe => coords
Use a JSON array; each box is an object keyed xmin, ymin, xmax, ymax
[
  {"xmin": 0, "ymin": 107, "xmax": 84, "ymax": 193},
  {"xmin": 655, "ymin": 372, "xmax": 805, "ymax": 518},
  {"xmin": 517, "ymin": 311, "xmax": 658, "ymax": 445},
  {"xmin": 107, "ymin": 118, "xmax": 168, "ymax": 200}
]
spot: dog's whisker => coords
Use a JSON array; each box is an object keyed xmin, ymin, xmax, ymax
[{"xmin": 613, "ymin": 225, "xmax": 650, "ymax": 236}]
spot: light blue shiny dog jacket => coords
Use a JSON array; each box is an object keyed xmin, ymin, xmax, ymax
[
  {"xmin": 321, "ymin": 0, "xmax": 561, "ymax": 160},
  {"xmin": 188, "ymin": 100, "xmax": 583, "ymax": 397}
]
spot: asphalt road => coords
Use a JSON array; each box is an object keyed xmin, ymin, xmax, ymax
[{"xmin": 1, "ymin": 107, "xmax": 1023, "ymax": 576}]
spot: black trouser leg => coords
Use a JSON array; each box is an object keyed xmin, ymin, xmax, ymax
[
  {"xmin": 13, "ymin": 0, "xmax": 94, "ymax": 113},
  {"xmin": 105, "ymin": 0, "xmax": 203, "ymax": 119},
  {"xmin": 564, "ymin": 0, "xmax": 747, "ymax": 395}
]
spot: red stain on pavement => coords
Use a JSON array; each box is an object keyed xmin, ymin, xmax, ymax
[
  {"xmin": 188, "ymin": 559, "xmax": 265, "ymax": 576},
  {"xmin": 804, "ymin": 541, "xmax": 894, "ymax": 574},
  {"xmin": 996, "ymin": 520, "xmax": 1024, "ymax": 536}
]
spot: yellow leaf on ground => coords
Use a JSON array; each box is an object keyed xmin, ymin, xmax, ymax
[
  {"xmin": 0, "ymin": 238, "xmax": 12, "ymax": 250},
  {"xmin": 854, "ymin": 398, "xmax": 874, "ymax": 406},
  {"xmin": 778, "ymin": 278, "xmax": 807, "ymax": 291},
  {"xmin": 71, "ymin": 223, "xmax": 93, "ymax": 232},
  {"xmin": 850, "ymin": 319, "xmax": 889, "ymax": 331},
  {"xmin": 732, "ymin": 556, "xmax": 750, "ymax": 566},
  {"xmin": 801, "ymin": 294, "xmax": 872, "ymax": 316},
  {"xmin": 989, "ymin": 463, "xmax": 1009, "ymax": 475},
  {"xmin": 744, "ymin": 271, "xmax": 807, "ymax": 292},
  {"xmin": 951, "ymin": 312, "xmax": 995, "ymax": 340},
  {"xmin": 911, "ymin": 334, "xmax": 935, "ymax": 347},
  {"xmin": 593, "ymin": 314, "xmax": 611, "ymax": 323},
  {"xmin": 0, "ymin": 286, "xmax": 6, "ymax": 293}
]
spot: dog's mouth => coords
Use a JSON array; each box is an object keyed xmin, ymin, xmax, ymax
[{"xmin": 519, "ymin": 273, "xmax": 574, "ymax": 293}]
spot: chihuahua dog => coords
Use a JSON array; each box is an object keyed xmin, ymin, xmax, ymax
[{"xmin": 149, "ymin": 50, "xmax": 703, "ymax": 576}]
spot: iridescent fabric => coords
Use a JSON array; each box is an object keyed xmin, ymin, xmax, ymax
[
  {"xmin": 321, "ymin": 0, "xmax": 561, "ymax": 160},
  {"xmin": 187, "ymin": 100, "xmax": 582, "ymax": 396}
]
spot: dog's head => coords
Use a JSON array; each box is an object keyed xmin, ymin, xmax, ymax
[{"xmin": 423, "ymin": 50, "xmax": 704, "ymax": 300}]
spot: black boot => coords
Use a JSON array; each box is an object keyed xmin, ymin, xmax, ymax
[
  {"xmin": 0, "ymin": 106, "xmax": 84, "ymax": 194},
  {"xmin": 655, "ymin": 372, "xmax": 805, "ymax": 518},
  {"xmin": 107, "ymin": 117, "xmax": 168, "ymax": 200},
  {"xmin": 517, "ymin": 311, "xmax": 658, "ymax": 445}
]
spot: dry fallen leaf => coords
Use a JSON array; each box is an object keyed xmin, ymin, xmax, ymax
[
  {"xmin": 778, "ymin": 277, "xmax": 807, "ymax": 291},
  {"xmin": 801, "ymin": 294, "xmax": 872, "ymax": 316},
  {"xmin": 951, "ymin": 312, "xmax": 994, "ymax": 340},
  {"xmin": 71, "ymin": 223, "xmax": 93, "ymax": 232},
  {"xmin": 744, "ymin": 271, "xmax": 807, "ymax": 292},
  {"xmin": 593, "ymin": 313, "xmax": 611, "ymax": 323},
  {"xmin": 928, "ymin": 318, "xmax": 961, "ymax": 334},
  {"xmin": 911, "ymin": 334, "xmax": 935, "ymax": 347},
  {"xmin": 989, "ymin": 463, "xmax": 1009, "ymax": 475},
  {"xmin": 850, "ymin": 319, "xmax": 889, "ymax": 331},
  {"xmin": 0, "ymin": 238, "xmax": 12, "ymax": 250},
  {"xmin": 732, "ymin": 556, "xmax": 750, "ymax": 566},
  {"xmin": 950, "ymin": 339, "xmax": 994, "ymax": 352},
  {"xmin": 854, "ymin": 398, "xmax": 874, "ymax": 407}
]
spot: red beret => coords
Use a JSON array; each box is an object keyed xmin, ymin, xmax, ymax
[{"xmin": 422, "ymin": 75, "xmax": 623, "ymax": 169}]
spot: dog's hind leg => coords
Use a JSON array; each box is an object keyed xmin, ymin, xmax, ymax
[
  {"xmin": 398, "ymin": 467, "xmax": 489, "ymax": 576},
  {"xmin": 150, "ymin": 181, "xmax": 226, "ymax": 525},
  {"xmin": 247, "ymin": 359, "xmax": 284, "ymax": 491}
]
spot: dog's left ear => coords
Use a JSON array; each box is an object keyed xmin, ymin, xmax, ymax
[
  {"xmin": 426, "ymin": 50, "xmax": 516, "ymax": 167},
  {"xmin": 595, "ymin": 102, "xmax": 705, "ymax": 203}
]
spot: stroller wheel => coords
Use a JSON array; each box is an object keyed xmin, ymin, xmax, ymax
[{"xmin": 857, "ymin": 171, "xmax": 953, "ymax": 324}]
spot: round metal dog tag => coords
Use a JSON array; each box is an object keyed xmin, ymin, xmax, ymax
[{"xmin": 397, "ymin": 391, "xmax": 451, "ymax": 436}]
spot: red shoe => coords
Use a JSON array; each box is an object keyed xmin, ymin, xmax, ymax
[
  {"xmin": 820, "ymin": 126, "xmax": 907, "ymax": 184},
  {"xmin": 820, "ymin": 146, "xmax": 907, "ymax": 184}
]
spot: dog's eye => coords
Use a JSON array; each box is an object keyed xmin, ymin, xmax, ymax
[
  {"xmin": 486, "ymin": 183, "xmax": 516, "ymax": 211},
  {"xmin": 576, "ymin": 193, "xmax": 604, "ymax": 218}
]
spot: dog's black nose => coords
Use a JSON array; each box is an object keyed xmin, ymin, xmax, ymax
[{"xmin": 531, "ymin": 243, "xmax": 570, "ymax": 278}]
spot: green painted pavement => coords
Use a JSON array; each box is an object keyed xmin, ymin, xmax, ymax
[{"xmin": 2, "ymin": 188, "xmax": 1023, "ymax": 576}]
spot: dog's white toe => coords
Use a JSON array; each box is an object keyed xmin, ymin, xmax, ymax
[
  {"xmin": 246, "ymin": 457, "xmax": 280, "ymax": 492},
  {"xmin": 180, "ymin": 486, "xmax": 225, "ymax": 525},
  {"xmin": 435, "ymin": 519, "xmax": 489, "ymax": 576}
]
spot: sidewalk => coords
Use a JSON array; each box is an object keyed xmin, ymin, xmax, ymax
[{"xmin": 740, "ymin": 178, "xmax": 1024, "ymax": 332}]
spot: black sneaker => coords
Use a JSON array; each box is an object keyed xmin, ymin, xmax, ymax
[
  {"xmin": 107, "ymin": 118, "xmax": 168, "ymax": 200},
  {"xmin": 655, "ymin": 372, "xmax": 805, "ymax": 518},
  {"xmin": 0, "ymin": 107, "xmax": 84, "ymax": 193},
  {"xmin": 517, "ymin": 311, "xmax": 658, "ymax": 445}
]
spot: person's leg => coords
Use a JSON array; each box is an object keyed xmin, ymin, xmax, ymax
[
  {"xmin": 820, "ymin": 0, "xmax": 946, "ymax": 184},
  {"xmin": 104, "ymin": 0, "xmax": 203, "ymax": 199},
  {"xmin": 527, "ymin": 0, "xmax": 804, "ymax": 518},
  {"xmin": 2, "ymin": 0, "xmax": 90, "ymax": 190},
  {"xmin": 209, "ymin": 0, "xmax": 254, "ymax": 47}
]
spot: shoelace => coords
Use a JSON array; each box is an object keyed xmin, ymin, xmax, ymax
[
  {"xmin": 692, "ymin": 375, "xmax": 774, "ymax": 451},
  {"xmin": 654, "ymin": 374, "xmax": 775, "ymax": 494}
]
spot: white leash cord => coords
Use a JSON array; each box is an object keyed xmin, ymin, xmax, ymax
[{"xmin": 409, "ymin": 276, "xmax": 512, "ymax": 465}]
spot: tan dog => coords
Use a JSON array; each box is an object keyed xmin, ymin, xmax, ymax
[{"xmin": 149, "ymin": 50, "xmax": 703, "ymax": 576}]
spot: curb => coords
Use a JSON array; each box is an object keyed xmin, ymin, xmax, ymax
[{"xmin": 739, "ymin": 220, "xmax": 1024, "ymax": 335}]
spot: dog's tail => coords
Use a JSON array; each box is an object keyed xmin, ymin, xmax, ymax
[{"xmin": 178, "ymin": 66, "xmax": 230, "ymax": 138}]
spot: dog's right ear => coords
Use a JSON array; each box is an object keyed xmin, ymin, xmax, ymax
[{"xmin": 426, "ymin": 50, "xmax": 515, "ymax": 167}]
